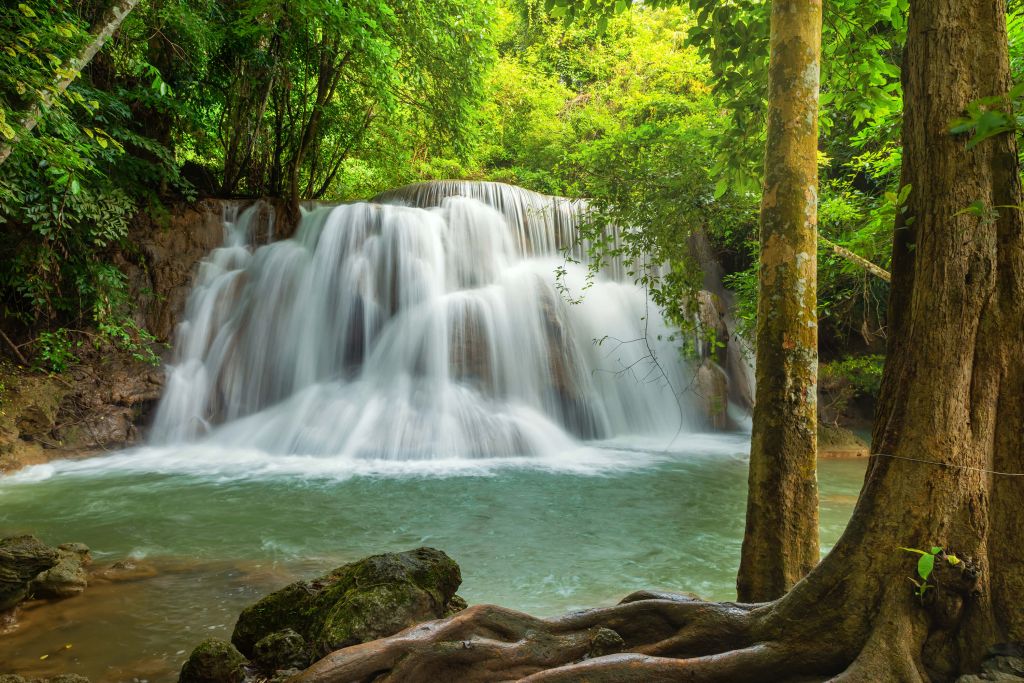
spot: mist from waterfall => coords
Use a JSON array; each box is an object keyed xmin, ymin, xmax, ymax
[{"xmin": 151, "ymin": 181, "xmax": 733, "ymax": 460}]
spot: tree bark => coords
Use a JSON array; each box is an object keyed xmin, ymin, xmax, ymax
[
  {"xmin": 0, "ymin": 0, "xmax": 139, "ymax": 167},
  {"xmin": 737, "ymin": 0, "xmax": 823, "ymax": 603},
  {"xmin": 268, "ymin": 1, "xmax": 1024, "ymax": 680}
]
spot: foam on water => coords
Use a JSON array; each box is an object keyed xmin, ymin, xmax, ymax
[{"xmin": 1, "ymin": 430, "xmax": 752, "ymax": 485}]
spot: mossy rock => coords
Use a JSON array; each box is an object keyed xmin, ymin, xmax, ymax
[
  {"xmin": 178, "ymin": 638, "xmax": 249, "ymax": 683},
  {"xmin": 231, "ymin": 547, "xmax": 462, "ymax": 660},
  {"xmin": 252, "ymin": 629, "xmax": 309, "ymax": 673}
]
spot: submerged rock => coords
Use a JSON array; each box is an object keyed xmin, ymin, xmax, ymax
[
  {"xmin": 31, "ymin": 543, "xmax": 90, "ymax": 599},
  {"xmin": 94, "ymin": 558, "xmax": 159, "ymax": 583},
  {"xmin": 0, "ymin": 536, "xmax": 60, "ymax": 611},
  {"xmin": 178, "ymin": 639, "xmax": 249, "ymax": 683},
  {"xmin": 231, "ymin": 547, "xmax": 463, "ymax": 667}
]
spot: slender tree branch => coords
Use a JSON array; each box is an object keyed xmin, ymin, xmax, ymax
[
  {"xmin": 0, "ymin": 0, "xmax": 140, "ymax": 166},
  {"xmin": 819, "ymin": 233, "xmax": 891, "ymax": 282}
]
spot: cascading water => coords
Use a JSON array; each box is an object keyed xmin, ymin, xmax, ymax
[
  {"xmin": 151, "ymin": 181, "xmax": 733, "ymax": 459},
  {"xmin": 0, "ymin": 182, "xmax": 864, "ymax": 683}
]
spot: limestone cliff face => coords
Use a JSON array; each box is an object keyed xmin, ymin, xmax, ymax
[{"xmin": 118, "ymin": 199, "xmax": 250, "ymax": 342}]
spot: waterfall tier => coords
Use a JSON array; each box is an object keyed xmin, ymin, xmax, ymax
[{"xmin": 152, "ymin": 181, "xmax": 723, "ymax": 459}]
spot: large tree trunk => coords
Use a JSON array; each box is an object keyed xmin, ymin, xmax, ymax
[
  {"xmin": 0, "ymin": 0, "xmax": 139, "ymax": 167},
  {"xmin": 277, "ymin": 1, "xmax": 1024, "ymax": 680},
  {"xmin": 737, "ymin": 0, "xmax": 823, "ymax": 603}
]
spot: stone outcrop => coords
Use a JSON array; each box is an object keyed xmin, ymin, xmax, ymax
[
  {"xmin": 0, "ymin": 536, "xmax": 93, "ymax": 614},
  {"xmin": 30, "ymin": 543, "xmax": 90, "ymax": 599},
  {"xmin": 0, "ymin": 536, "xmax": 60, "ymax": 611}
]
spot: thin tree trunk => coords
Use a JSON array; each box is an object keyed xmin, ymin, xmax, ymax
[
  {"xmin": 0, "ymin": 0, "xmax": 140, "ymax": 167},
  {"xmin": 737, "ymin": 0, "xmax": 823, "ymax": 603},
  {"xmin": 819, "ymin": 233, "xmax": 891, "ymax": 282}
]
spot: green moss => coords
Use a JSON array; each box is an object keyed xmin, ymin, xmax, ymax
[
  {"xmin": 178, "ymin": 638, "xmax": 248, "ymax": 683},
  {"xmin": 232, "ymin": 547, "xmax": 462, "ymax": 659}
]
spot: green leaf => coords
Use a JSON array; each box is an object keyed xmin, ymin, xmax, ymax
[
  {"xmin": 917, "ymin": 553, "xmax": 935, "ymax": 582},
  {"xmin": 954, "ymin": 200, "xmax": 987, "ymax": 217},
  {"xmin": 930, "ymin": 546, "xmax": 943, "ymax": 555},
  {"xmin": 18, "ymin": 3, "xmax": 36, "ymax": 17}
]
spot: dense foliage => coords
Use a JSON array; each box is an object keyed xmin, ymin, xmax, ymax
[
  {"xmin": 5, "ymin": 0, "xmax": 1021, "ymax": 377},
  {"xmin": 0, "ymin": 0, "xmax": 494, "ymax": 367}
]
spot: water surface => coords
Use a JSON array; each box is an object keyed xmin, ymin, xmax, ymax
[{"xmin": 0, "ymin": 441, "xmax": 865, "ymax": 682}]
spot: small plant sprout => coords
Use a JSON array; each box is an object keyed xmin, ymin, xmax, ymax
[{"xmin": 900, "ymin": 546, "xmax": 961, "ymax": 601}]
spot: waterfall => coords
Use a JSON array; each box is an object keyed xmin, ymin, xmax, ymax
[{"xmin": 151, "ymin": 181, "xmax": 734, "ymax": 460}]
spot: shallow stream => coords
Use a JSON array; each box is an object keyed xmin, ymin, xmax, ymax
[{"xmin": 0, "ymin": 441, "xmax": 865, "ymax": 681}]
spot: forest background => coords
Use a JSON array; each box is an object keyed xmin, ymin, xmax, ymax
[{"xmin": 3, "ymin": 0, "xmax": 1016, "ymax": 403}]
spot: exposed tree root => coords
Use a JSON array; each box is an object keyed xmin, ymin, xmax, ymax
[
  {"xmin": 289, "ymin": 590, "xmax": 847, "ymax": 683},
  {"xmin": 287, "ymin": 552, "xmax": 994, "ymax": 683}
]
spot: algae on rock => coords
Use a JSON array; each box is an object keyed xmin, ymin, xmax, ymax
[{"xmin": 230, "ymin": 547, "xmax": 464, "ymax": 666}]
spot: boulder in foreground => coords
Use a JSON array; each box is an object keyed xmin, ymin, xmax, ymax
[{"xmin": 180, "ymin": 547, "xmax": 465, "ymax": 682}]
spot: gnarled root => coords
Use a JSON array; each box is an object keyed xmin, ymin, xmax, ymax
[
  {"xmin": 289, "ymin": 592, "xmax": 835, "ymax": 683},
  {"xmin": 286, "ymin": 568, "xmax": 996, "ymax": 683}
]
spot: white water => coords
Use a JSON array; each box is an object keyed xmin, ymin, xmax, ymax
[{"xmin": 149, "ymin": 181, "xmax": 733, "ymax": 461}]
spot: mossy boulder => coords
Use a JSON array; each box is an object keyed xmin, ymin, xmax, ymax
[
  {"xmin": 0, "ymin": 536, "xmax": 60, "ymax": 610},
  {"xmin": 231, "ymin": 547, "xmax": 463, "ymax": 664},
  {"xmin": 178, "ymin": 638, "xmax": 249, "ymax": 683}
]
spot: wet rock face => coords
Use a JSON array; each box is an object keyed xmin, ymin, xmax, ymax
[
  {"xmin": 695, "ymin": 360, "xmax": 731, "ymax": 431},
  {"xmin": 0, "ymin": 536, "xmax": 60, "ymax": 611},
  {"xmin": 695, "ymin": 290, "xmax": 730, "ymax": 367},
  {"xmin": 231, "ymin": 547, "xmax": 464, "ymax": 668},
  {"xmin": 178, "ymin": 639, "xmax": 249, "ymax": 683},
  {"xmin": 118, "ymin": 199, "xmax": 249, "ymax": 342}
]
